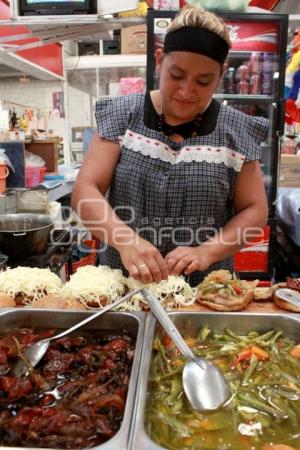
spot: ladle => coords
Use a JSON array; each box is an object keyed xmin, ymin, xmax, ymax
[
  {"xmin": 141, "ymin": 288, "xmax": 230, "ymax": 411},
  {"xmin": 13, "ymin": 287, "xmax": 144, "ymax": 377}
]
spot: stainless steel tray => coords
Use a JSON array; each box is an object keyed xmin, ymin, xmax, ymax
[
  {"xmin": 0, "ymin": 309, "xmax": 146, "ymax": 450},
  {"xmin": 129, "ymin": 311, "xmax": 300, "ymax": 450}
]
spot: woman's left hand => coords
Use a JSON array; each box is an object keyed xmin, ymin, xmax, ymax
[{"xmin": 165, "ymin": 246, "xmax": 215, "ymax": 276}]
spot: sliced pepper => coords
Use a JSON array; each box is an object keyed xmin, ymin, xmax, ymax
[
  {"xmin": 289, "ymin": 344, "xmax": 300, "ymax": 359},
  {"xmin": 232, "ymin": 345, "xmax": 269, "ymax": 368},
  {"xmin": 232, "ymin": 284, "xmax": 243, "ymax": 295}
]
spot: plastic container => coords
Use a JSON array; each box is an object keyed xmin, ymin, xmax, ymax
[
  {"xmin": 249, "ymin": 73, "xmax": 261, "ymax": 95},
  {"xmin": 25, "ymin": 167, "xmax": 41, "ymax": 188},
  {"xmin": 235, "ymin": 64, "xmax": 249, "ymax": 82},
  {"xmin": 39, "ymin": 166, "xmax": 46, "ymax": 182},
  {"xmin": 71, "ymin": 239, "xmax": 99, "ymax": 273},
  {"xmin": 237, "ymin": 79, "xmax": 249, "ymax": 94},
  {"xmin": 223, "ymin": 67, "xmax": 236, "ymax": 94},
  {"xmin": 0, "ymin": 163, "xmax": 9, "ymax": 194},
  {"xmin": 248, "ymin": 52, "xmax": 262, "ymax": 75},
  {"xmin": 261, "ymin": 53, "xmax": 274, "ymax": 95}
]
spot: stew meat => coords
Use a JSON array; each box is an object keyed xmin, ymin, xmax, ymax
[{"xmin": 0, "ymin": 327, "xmax": 135, "ymax": 448}]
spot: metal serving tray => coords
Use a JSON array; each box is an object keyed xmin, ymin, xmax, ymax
[
  {"xmin": 129, "ymin": 311, "xmax": 300, "ymax": 450},
  {"xmin": 0, "ymin": 309, "xmax": 146, "ymax": 450}
]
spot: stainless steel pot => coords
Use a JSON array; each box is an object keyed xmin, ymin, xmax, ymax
[
  {"xmin": 0, "ymin": 214, "xmax": 53, "ymax": 259},
  {"xmin": 0, "ymin": 309, "xmax": 146, "ymax": 450}
]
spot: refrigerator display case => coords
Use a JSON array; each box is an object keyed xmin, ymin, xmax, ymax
[{"xmin": 146, "ymin": 10, "xmax": 288, "ymax": 279}]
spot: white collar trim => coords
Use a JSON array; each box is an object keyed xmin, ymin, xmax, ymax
[{"xmin": 121, "ymin": 129, "xmax": 245, "ymax": 172}]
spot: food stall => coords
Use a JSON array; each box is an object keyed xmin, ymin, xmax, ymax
[
  {"xmin": 0, "ymin": 265, "xmax": 300, "ymax": 449},
  {"xmin": 0, "ymin": 1, "xmax": 300, "ymax": 449}
]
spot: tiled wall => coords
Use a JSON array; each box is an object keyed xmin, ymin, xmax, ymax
[
  {"xmin": 0, "ymin": 79, "xmax": 93, "ymax": 146},
  {"xmin": 0, "ymin": 78, "xmax": 65, "ymax": 138}
]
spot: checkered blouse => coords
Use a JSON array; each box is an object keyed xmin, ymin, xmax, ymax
[{"xmin": 95, "ymin": 93, "xmax": 268, "ymax": 286}]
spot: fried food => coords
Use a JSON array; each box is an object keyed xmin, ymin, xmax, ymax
[
  {"xmin": 31, "ymin": 294, "xmax": 86, "ymax": 310},
  {"xmin": 196, "ymin": 270, "xmax": 258, "ymax": 311},
  {"xmin": 0, "ymin": 293, "xmax": 16, "ymax": 307}
]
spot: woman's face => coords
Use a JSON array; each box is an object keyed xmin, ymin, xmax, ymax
[{"xmin": 156, "ymin": 49, "xmax": 224, "ymax": 124}]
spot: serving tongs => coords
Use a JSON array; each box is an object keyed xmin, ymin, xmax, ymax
[{"xmin": 13, "ymin": 287, "xmax": 144, "ymax": 377}]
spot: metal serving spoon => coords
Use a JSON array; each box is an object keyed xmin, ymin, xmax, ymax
[
  {"xmin": 141, "ymin": 288, "xmax": 230, "ymax": 411},
  {"xmin": 275, "ymin": 288, "xmax": 300, "ymax": 308},
  {"xmin": 13, "ymin": 287, "xmax": 144, "ymax": 377}
]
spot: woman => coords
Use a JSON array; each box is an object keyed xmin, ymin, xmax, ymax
[{"xmin": 71, "ymin": 5, "xmax": 268, "ymax": 286}]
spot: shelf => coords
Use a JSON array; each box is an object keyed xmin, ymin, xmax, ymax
[
  {"xmin": 288, "ymin": 15, "xmax": 300, "ymax": 21},
  {"xmin": 65, "ymin": 54, "xmax": 146, "ymax": 70},
  {"xmin": 0, "ymin": 47, "xmax": 64, "ymax": 81},
  {"xmin": 1, "ymin": 14, "xmax": 146, "ymax": 26},
  {"xmin": 214, "ymin": 94, "xmax": 273, "ymax": 102},
  {"xmin": 228, "ymin": 51, "xmax": 265, "ymax": 58},
  {"xmin": 0, "ymin": 16, "xmax": 146, "ymax": 53}
]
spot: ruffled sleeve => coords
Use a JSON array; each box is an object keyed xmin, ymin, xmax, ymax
[
  {"xmin": 95, "ymin": 96, "xmax": 133, "ymax": 144},
  {"xmin": 241, "ymin": 114, "xmax": 269, "ymax": 161},
  {"xmin": 221, "ymin": 105, "xmax": 269, "ymax": 162}
]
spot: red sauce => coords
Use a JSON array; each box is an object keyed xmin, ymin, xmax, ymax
[
  {"xmin": 286, "ymin": 277, "xmax": 300, "ymax": 292},
  {"xmin": 0, "ymin": 327, "xmax": 135, "ymax": 448}
]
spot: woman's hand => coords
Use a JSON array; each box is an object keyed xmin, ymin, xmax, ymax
[
  {"xmin": 165, "ymin": 245, "xmax": 216, "ymax": 276},
  {"xmin": 117, "ymin": 236, "xmax": 169, "ymax": 284}
]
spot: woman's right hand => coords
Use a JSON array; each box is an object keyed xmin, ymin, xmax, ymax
[{"xmin": 116, "ymin": 236, "xmax": 169, "ymax": 284}]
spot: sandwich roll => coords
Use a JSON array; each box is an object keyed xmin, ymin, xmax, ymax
[
  {"xmin": 273, "ymin": 288, "xmax": 300, "ymax": 313},
  {"xmin": 0, "ymin": 293, "xmax": 16, "ymax": 308},
  {"xmin": 196, "ymin": 270, "xmax": 258, "ymax": 311},
  {"xmin": 31, "ymin": 294, "xmax": 86, "ymax": 310}
]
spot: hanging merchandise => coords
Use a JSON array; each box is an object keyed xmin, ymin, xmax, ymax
[
  {"xmin": 285, "ymin": 31, "xmax": 300, "ymax": 134},
  {"xmin": 0, "ymin": 102, "xmax": 9, "ymax": 133},
  {"xmin": 9, "ymin": 109, "xmax": 18, "ymax": 129},
  {"xmin": 36, "ymin": 112, "xmax": 46, "ymax": 133},
  {"xmin": 17, "ymin": 115, "xmax": 29, "ymax": 133},
  {"xmin": 118, "ymin": 1, "xmax": 149, "ymax": 16}
]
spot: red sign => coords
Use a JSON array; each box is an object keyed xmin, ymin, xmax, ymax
[
  {"xmin": 226, "ymin": 21, "xmax": 279, "ymax": 52},
  {"xmin": 0, "ymin": 0, "xmax": 63, "ymax": 77},
  {"xmin": 234, "ymin": 225, "xmax": 270, "ymax": 273},
  {"xmin": 249, "ymin": 0, "xmax": 280, "ymax": 10}
]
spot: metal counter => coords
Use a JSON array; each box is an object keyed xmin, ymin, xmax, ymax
[
  {"xmin": 0, "ymin": 309, "xmax": 146, "ymax": 450},
  {"xmin": 129, "ymin": 311, "xmax": 300, "ymax": 450}
]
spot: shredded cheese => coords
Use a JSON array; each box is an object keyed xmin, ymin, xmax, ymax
[
  {"xmin": 122, "ymin": 275, "xmax": 196, "ymax": 311},
  {"xmin": 63, "ymin": 265, "xmax": 126, "ymax": 308},
  {"xmin": 0, "ymin": 265, "xmax": 197, "ymax": 311},
  {"xmin": 0, "ymin": 267, "xmax": 62, "ymax": 305}
]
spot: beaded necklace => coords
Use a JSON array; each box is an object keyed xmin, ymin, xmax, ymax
[{"xmin": 157, "ymin": 112, "xmax": 203, "ymax": 139}]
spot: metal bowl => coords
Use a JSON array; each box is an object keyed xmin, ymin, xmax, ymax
[
  {"xmin": 130, "ymin": 311, "xmax": 300, "ymax": 450},
  {"xmin": 0, "ymin": 213, "xmax": 53, "ymax": 258},
  {"xmin": 0, "ymin": 309, "xmax": 145, "ymax": 450}
]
